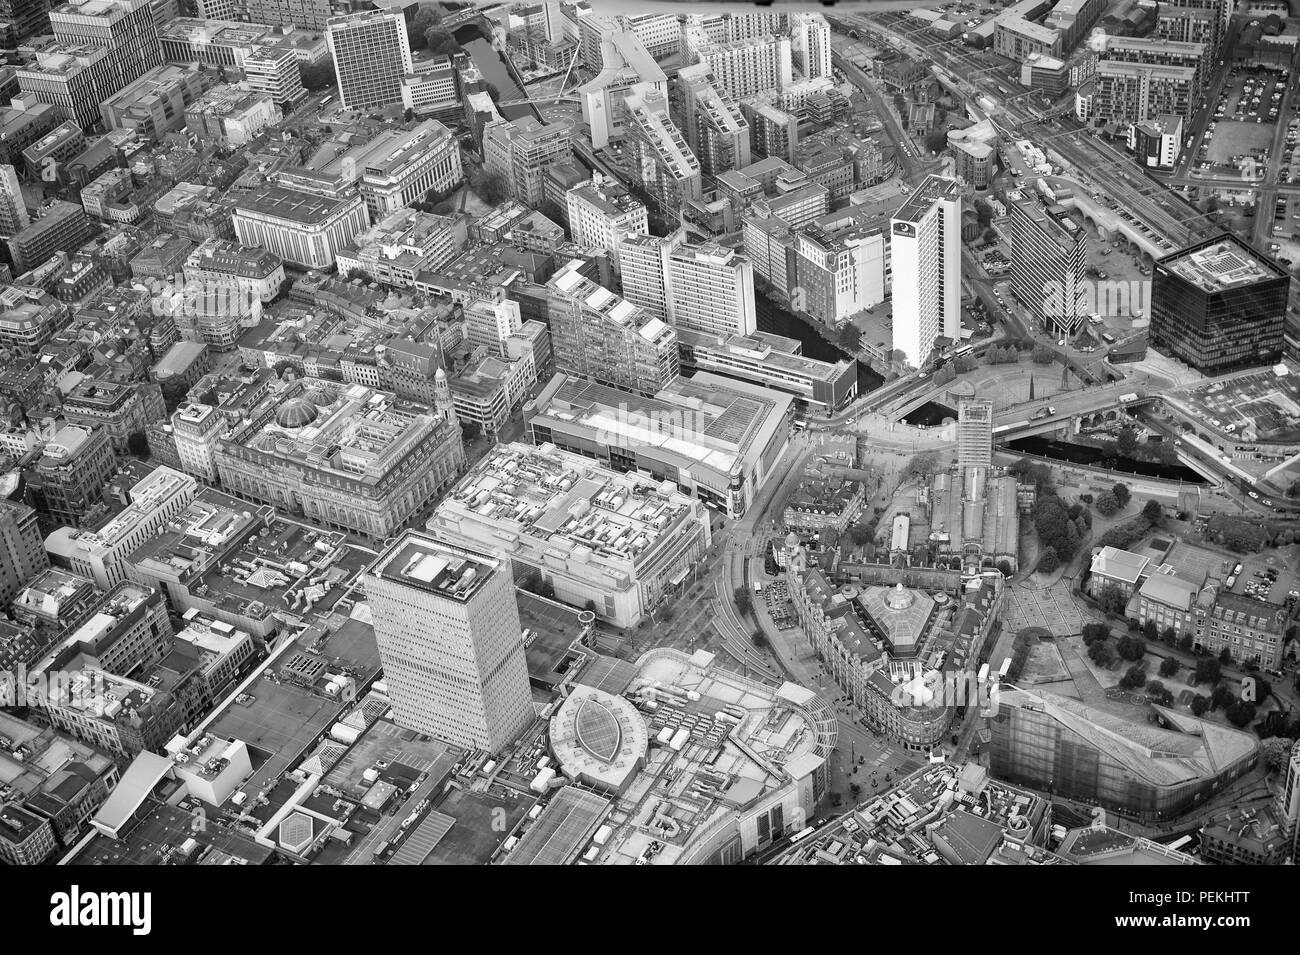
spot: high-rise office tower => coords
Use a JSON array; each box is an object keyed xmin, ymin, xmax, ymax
[
  {"xmin": 619, "ymin": 231, "xmax": 757, "ymax": 337},
  {"xmin": 789, "ymin": 12, "xmax": 832, "ymax": 80},
  {"xmin": 0, "ymin": 0, "xmax": 53, "ymax": 45},
  {"xmin": 677, "ymin": 63, "xmax": 751, "ymax": 180},
  {"xmin": 364, "ymin": 530, "xmax": 533, "ymax": 754},
  {"xmin": 1149, "ymin": 234, "xmax": 1290, "ymax": 373},
  {"xmin": 889, "ymin": 175, "xmax": 962, "ymax": 368},
  {"xmin": 49, "ymin": 0, "xmax": 161, "ymax": 93},
  {"xmin": 624, "ymin": 82, "xmax": 701, "ymax": 228},
  {"xmin": 327, "ymin": 10, "xmax": 412, "ymax": 111},
  {"xmin": 1007, "ymin": 191, "xmax": 1088, "ymax": 337},
  {"xmin": 483, "ymin": 116, "xmax": 573, "ymax": 209},
  {"xmin": 957, "ymin": 398, "xmax": 994, "ymax": 474},
  {"xmin": 0, "ymin": 499, "xmax": 48, "ymax": 607},
  {"xmin": 0, "ymin": 164, "xmax": 28, "ymax": 237}
]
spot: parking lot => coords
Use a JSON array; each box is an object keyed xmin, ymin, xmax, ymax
[
  {"xmin": 1176, "ymin": 369, "xmax": 1300, "ymax": 444},
  {"xmin": 1196, "ymin": 67, "xmax": 1289, "ymax": 178}
]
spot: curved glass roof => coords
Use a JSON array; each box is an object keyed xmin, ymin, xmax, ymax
[{"xmin": 575, "ymin": 697, "xmax": 622, "ymax": 763}]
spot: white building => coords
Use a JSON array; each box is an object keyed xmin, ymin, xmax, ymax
[
  {"xmin": 326, "ymin": 10, "xmax": 412, "ymax": 111},
  {"xmin": 566, "ymin": 175, "xmax": 648, "ymax": 262},
  {"xmin": 363, "ymin": 530, "xmax": 534, "ymax": 754},
  {"xmin": 789, "ymin": 12, "xmax": 832, "ymax": 80},
  {"xmin": 232, "ymin": 185, "xmax": 370, "ymax": 269},
  {"xmin": 889, "ymin": 175, "xmax": 962, "ymax": 368},
  {"xmin": 619, "ymin": 231, "xmax": 757, "ymax": 336}
]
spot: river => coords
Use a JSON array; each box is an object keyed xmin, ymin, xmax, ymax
[
  {"xmin": 754, "ymin": 293, "xmax": 883, "ymax": 397},
  {"xmin": 457, "ymin": 34, "xmax": 537, "ymax": 122},
  {"xmin": 1006, "ymin": 436, "xmax": 1207, "ymax": 484}
]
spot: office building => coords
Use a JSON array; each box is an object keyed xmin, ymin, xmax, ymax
[
  {"xmin": 364, "ymin": 530, "xmax": 533, "ymax": 754},
  {"xmin": 428, "ymin": 442, "xmax": 712, "ymax": 628},
  {"xmin": 994, "ymin": 16, "xmax": 1062, "ymax": 62},
  {"xmin": 889, "ymin": 175, "xmax": 962, "ymax": 367},
  {"xmin": 677, "ymin": 63, "xmax": 750, "ymax": 180},
  {"xmin": 49, "ymin": 0, "xmax": 161, "ymax": 93},
  {"xmin": 566, "ymin": 175, "xmax": 647, "ymax": 262},
  {"xmin": 1149, "ymin": 234, "xmax": 1290, "ymax": 373},
  {"xmin": 400, "ymin": 53, "xmax": 460, "ymax": 121},
  {"xmin": 793, "ymin": 223, "xmax": 888, "ymax": 328},
  {"xmin": 26, "ymin": 426, "xmax": 117, "ymax": 529},
  {"xmin": 15, "ymin": 46, "xmax": 114, "ymax": 132},
  {"xmin": 675, "ymin": 327, "xmax": 857, "ymax": 416},
  {"xmin": 232, "ymin": 185, "xmax": 369, "ymax": 270},
  {"xmin": 99, "ymin": 62, "xmax": 211, "ymax": 139},
  {"xmin": 483, "ymin": 116, "xmax": 572, "ymax": 209},
  {"xmin": 1198, "ymin": 592, "xmax": 1288, "ymax": 670},
  {"xmin": 243, "ymin": 46, "xmax": 305, "ymax": 108},
  {"xmin": 184, "ymin": 86, "xmax": 281, "ymax": 148},
  {"xmin": 743, "ymin": 100, "xmax": 799, "ymax": 164},
  {"xmin": 333, "ymin": 120, "xmax": 463, "ymax": 220},
  {"xmin": 6, "ymin": 201, "xmax": 94, "ymax": 276},
  {"xmin": 578, "ymin": 25, "xmax": 666, "ymax": 150},
  {"xmin": 957, "ymin": 398, "xmax": 994, "ymax": 473},
  {"xmin": 326, "ymin": 10, "xmax": 411, "ymax": 112},
  {"xmin": 1044, "ymin": 0, "xmax": 1105, "ymax": 49},
  {"xmin": 1129, "ymin": 114, "xmax": 1183, "ymax": 170},
  {"xmin": 619, "ymin": 232, "xmax": 757, "ymax": 337},
  {"xmin": 214, "ymin": 379, "xmax": 464, "ymax": 541},
  {"xmin": 0, "ymin": 163, "xmax": 28, "ymax": 237},
  {"xmin": 525, "ymin": 371, "xmax": 791, "ymax": 519},
  {"xmin": 544, "ymin": 257, "xmax": 680, "ymax": 397},
  {"xmin": 334, "ymin": 208, "xmax": 459, "ymax": 288},
  {"xmin": 789, "ymin": 12, "xmax": 832, "ymax": 80},
  {"xmin": 243, "ymin": 0, "xmax": 331, "ymax": 30},
  {"xmin": 183, "ymin": 238, "xmax": 284, "ymax": 305},
  {"xmin": 46, "ymin": 466, "xmax": 197, "ymax": 590},
  {"xmin": 1007, "ymin": 191, "xmax": 1089, "ymax": 336},
  {"xmin": 696, "ymin": 33, "xmax": 792, "ymax": 100},
  {"xmin": 624, "ymin": 83, "xmax": 701, "ymax": 227},
  {"xmin": 0, "ymin": 500, "xmax": 47, "ymax": 607},
  {"xmin": 60, "ymin": 378, "xmax": 167, "ymax": 454},
  {"xmin": 989, "ymin": 685, "xmax": 1257, "ymax": 823},
  {"xmin": 947, "ymin": 121, "xmax": 998, "ymax": 191}
]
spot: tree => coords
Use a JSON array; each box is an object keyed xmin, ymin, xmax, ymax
[
  {"xmin": 127, "ymin": 431, "xmax": 150, "ymax": 458},
  {"xmin": 1119, "ymin": 664, "xmax": 1147, "ymax": 689},
  {"xmin": 301, "ymin": 61, "xmax": 335, "ymax": 91},
  {"xmin": 1261, "ymin": 737, "xmax": 1294, "ymax": 771},
  {"xmin": 1210, "ymin": 683, "xmax": 1235, "ymax": 710},
  {"xmin": 904, "ymin": 451, "xmax": 942, "ymax": 480},
  {"xmin": 424, "ymin": 27, "xmax": 460, "ymax": 55},
  {"xmin": 1031, "ymin": 344, "xmax": 1054, "ymax": 364},
  {"xmin": 974, "ymin": 199, "xmax": 993, "ymax": 225},
  {"xmin": 847, "ymin": 524, "xmax": 873, "ymax": 547},
  {"xmin": 1142, "ymin": 619, "xmax": 1158, "ymax": 643},
  {"xmin": 1218, "ymin": 646, "xmax": 1234, "ymax": 666},
  {"xmin": 1082, "ymin": 623, "xmax": 1110, "ymax": 644},
  {"xmin": 836, "ymin": 323, "xmax": 862, "ymax": 353},
  {"xmin": 1119, "ymin": 634, "xmax": 1147, "ymax": 661},
  {"xmin": 1095, "ymin": 492, "xmax": 1120, "ymax": 517},
  {"xmin": 1225, "ymin": 700, "xmax": 1257, "ymax": 728},
  {"xmin": 1142, "ymin": 499, "xmax": 1164, "ymax": 525},
  {"xmin": 469, "ymin": 166, "xmax": 510, "ymax": 204},
  {"xmin": 1190, "ymin": 694, "xmax": 1210, "ymax": 716},
  {"xmin": 1177, "ymin": 634, "xmax": 1194, "ymax": 653},
  {"xmin": 1096, "ymin": 583, "xmax": 1126, "ymax": 616},
  {"xmin": 1161, "ymin": 626, "xmax": 1177, "ymax": 647},
  {"xmin": 1088, "ymin": 639, "xmax": 1117, "ymax": 667},
  {"xmin": 1193, "ymin": 658, "xmax": 1221, "ymax": 686},
  {"xmin": 996, "ymin": 559, "xmax": 1013, "ymax": 577},
  {"xmin": 1116, "ymin": 427, "xmax": 1138, "ymax": 455},
  {"xmin": 1037, "ymin": 547, "xmax": 1060, "ymax": 574},
  {"xmin": 1159, "ymin": 656, "xmax": 1180, "ymax": 678},
  {"xmin": 924, "ymin": 130, "xmax": 947, "ymax": 154},
  {"xmin": 1112, "ymin": 483, "xmax": 1131, "ymax": 507}
]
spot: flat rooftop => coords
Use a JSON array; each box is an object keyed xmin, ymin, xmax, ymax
[
  {"xmin": 1162, "ymin": 235, "xmax": 1287, "ymax": 293},
  {"xmin": 370, "ymin": 529, "xmax": 499, "ymax": 603}
]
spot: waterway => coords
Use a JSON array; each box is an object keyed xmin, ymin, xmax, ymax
[
  {"xmin": 903, "ymin": 402, "xmax": 957, "ymax": 427},
  {"xmin": 754, "ymin": 293, "xmax": 883, "ymax": 398},
  {"xmin": 457, "ymin": 33, "xmax": 537, "ymax": 122},
  {"xmin": 1006, "ymin": 436, "xmax": 1207, "ymax": 484}
]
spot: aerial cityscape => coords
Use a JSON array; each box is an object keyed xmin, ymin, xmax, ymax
[{"xmin": 0, "ymin": 0, "xmax": 1296, "ymax": 884}]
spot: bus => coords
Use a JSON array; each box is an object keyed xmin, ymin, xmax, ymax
[{"xmin": 788, "ymin": 825, "xmax": 816, "ymax": 845}]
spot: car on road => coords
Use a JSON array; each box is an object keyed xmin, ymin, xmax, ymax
[
  {"xmin": 1262, "ymin": 499, "xmax": 1273, "ymax": 507},
  {"xmin": 1249, "ymin": 491, "xmax": 1260, "ymax": 500}
]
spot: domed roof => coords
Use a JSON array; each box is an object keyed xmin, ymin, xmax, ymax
[
  {"xmin": 885, "ymin": 582, "xmax": 916, "ymax": 611},
  {"xmin": 276, "ymin": 396, "xmax": 319, "ymax": 429},
  {"xmin": 302, "ymin": 386, "xmax": 334, "ymax": 407}
]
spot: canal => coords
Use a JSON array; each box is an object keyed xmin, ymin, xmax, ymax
[
  {"xmin": 456, "ymin": 29, "xmax": 538, "ymax": 123},
  {"xmin": 754, "ymin": 293, "xmax": 883, "ymax": 398},
  {"xmin": 1005, "ymin": 436, "xmax": 1207, "ymax": 484}
]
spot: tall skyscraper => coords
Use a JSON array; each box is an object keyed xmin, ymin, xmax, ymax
[
  {"xmin": 483, "ymin": 116, "xmax": 573, "ymax": 208},
  {"xmin": 625, "ymin": 83, "xmax": 701, "ymax": 228},
  {"xmin": 0, "ymin": 164, "xmax": 28, "ymax": 238},
  {"xmin": 676, "ymin": 63, "xmax": 750, "ymax": 180},
  {"xmin": 957, "ymin": 397, "xmax": 994, "ymax": 475},
  {"xmin": 364, "ymin": 530, "xmax": 533, "ymax": 754},
  {"xmin": 1007, "ymin": 191, "xmax": 1088, "ymax": 337},
  {"xmin": 1149, "ymin": 234, "xmax": 1290, "ymax": 373},
  {"xmin": 0, "ymin": 499, "xmax": 48, "ymax": 607},
  {"xmin": 49, "ymin": 0, "xmax": 161, "ymax": 93},
  {"xmin": 1278, "ymin": 746, "xmax": 1300, "ymax": 862},
  {"xmin": 889, "ymin": 175, "xmax": 962, "ymax": 368},
  {"xmin": 789, "ymin": 12, "xmax": 832, "ymax": 80},
  {"xmin": 327, "ymin": 10, "xmax": 412, "ymax": 111},
  {"xmin": 619, "ymin": 231, "xmax": 757, "ymax": 337}
]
